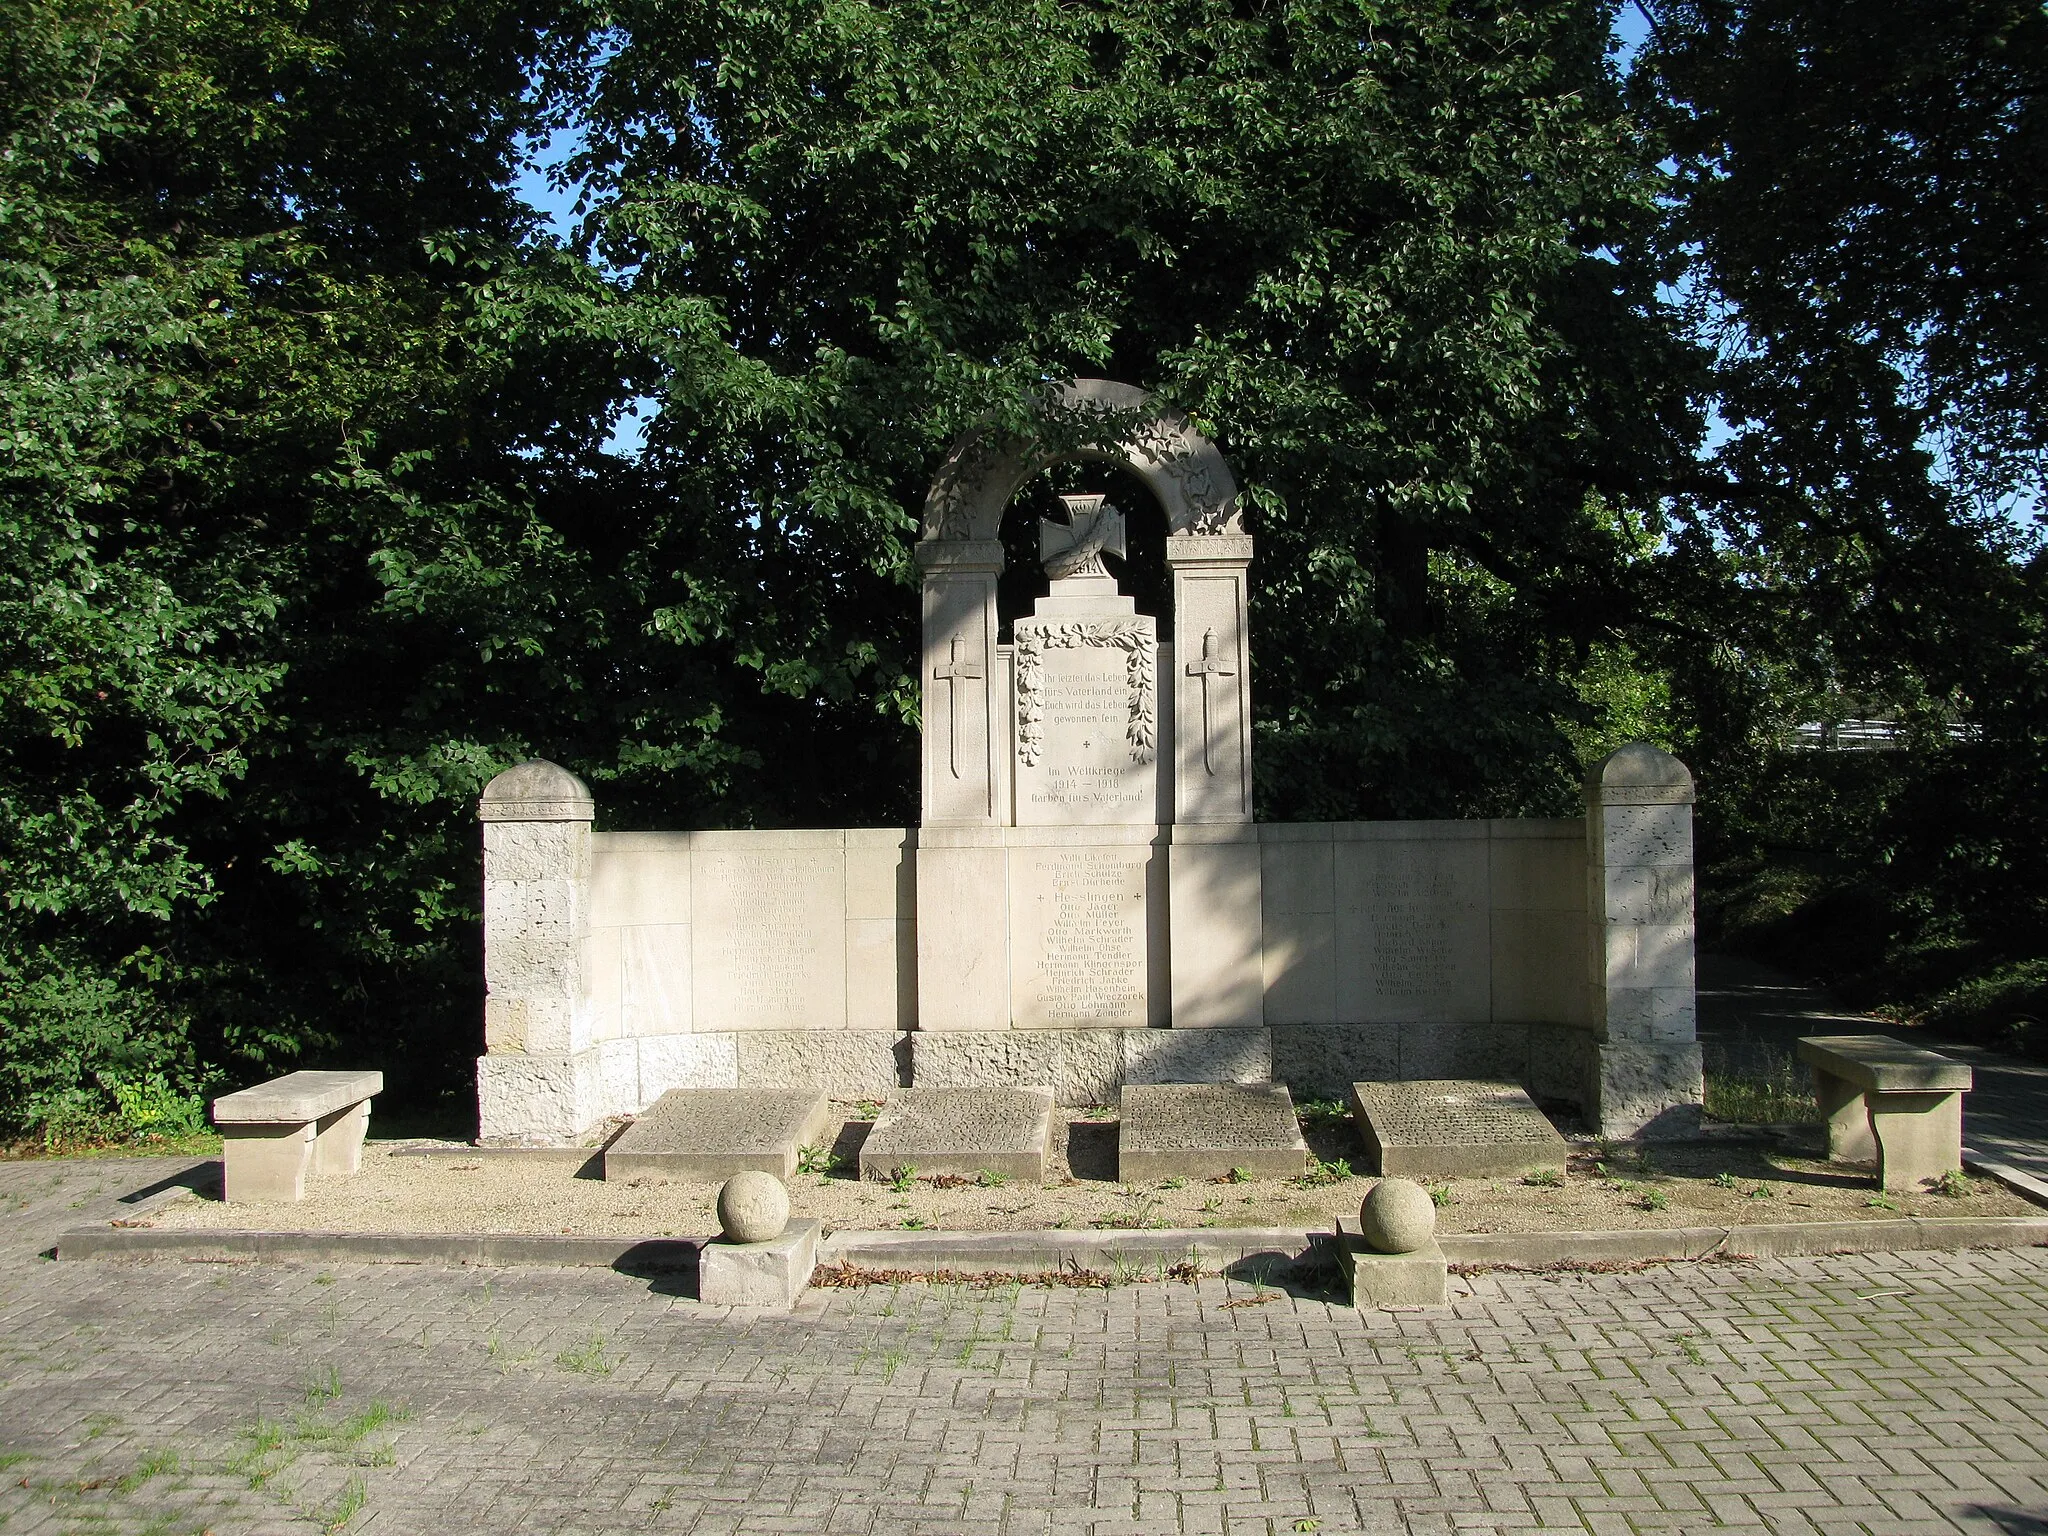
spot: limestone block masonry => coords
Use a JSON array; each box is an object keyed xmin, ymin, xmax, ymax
[{"xmin": 1583, "ymin": 744, "xmax": 1704, "ymax": 1137}]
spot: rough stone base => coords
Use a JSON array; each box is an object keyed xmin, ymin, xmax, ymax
[
  {"xmin": 1118, "ymin": 1083, "xmax": 1308, "ymax": 1182},
  {"xmin": 911, "ymin": 1029, "xmax": 1269, "ymax": 1106},
  {"xmin": 1594, "ymin": 1043, "xmax": 1704, "ymax": 1138},
  {"xmin": 859, "ymin": 1088, "xmax": 1055, "ymax": 1183},
  {"xmin": 479, "ymin": 1032, "xmax": 906, "ymax": 1144},
  {"xmin": 1525, "ymin": 1022, "xmax": 1597, "ymax": 1110},
  {"xmin": 219, "ymin": 1123, "xmax": 316, "ymax": 1203},
  {"xmin": 1270, "ymin": 1023, "xmax": 1532, "ymax": 1101},
  {"xmin": 697, "ymin": 1218, "xmax": 820, "ymax": 1309},
  {"xmin": 736, "ymin": 1031, "xmax": 907, "ymax": 1095},
  {"xmin": 476, "ymin": 1051, "xmax": 610, "ymax": 1145},
  {"xmin": 604, "ymin": 1090, "xmax": 834, "ymax": 1182}
]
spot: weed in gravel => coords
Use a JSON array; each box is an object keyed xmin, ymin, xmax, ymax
[
  {"xmin": 1868, "ymin": 1193, "xmax": 1900, "ymax": 1210},
  {"xmin": 1523, "ymin": 1168, "xmax": 1564, "ymax": 1188},
  {"xmin": 1713, "ymin": 1171, "xmax": 1739, "ymax": 1190},
  {"xmin": 1638, "ymin": 1190, "xmax": 1669, "ymax": 1212},
  {"xmin": 888, "ymin": 1165, "xmax": 918, "ymax": 1193},
  {"xmin": 975, "ymin": 1169, "xmax": 1009, "ymax": 1188},
  {"xmin": 797, "ymin": 1145, "xmax": 847, "ymax": 1179},
  {"xmin": 1294, "ymin": 1158, "xmax": 1352, "ymax": 1189},
  {"xmin": 1932, "ymin": 1169, "xmax": 1972, "ymax": 1198},
  {"xmin": 1428, "ymin": 1184, "xmax": 1453, "ymax": 1207}
]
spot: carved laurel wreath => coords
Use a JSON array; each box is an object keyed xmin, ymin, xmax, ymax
[{"xmin": 1013, "ymin": 621, "xmax": 1156, "ymax": 768}]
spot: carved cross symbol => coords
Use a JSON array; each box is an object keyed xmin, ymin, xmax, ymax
[
  {"xmin": 932, "ymin": 634, "xmax": 984, "ymax": 779},
  {"xmin": 1185, "ymin": 626, "xmax": 1236, "ymax": 775}
]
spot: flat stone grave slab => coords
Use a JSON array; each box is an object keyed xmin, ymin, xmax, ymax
[
  {"xmin": 1118, "ymin": 1083, "xmax": 1309, "ymax": 1182},
  {"xmin": 858, "ymin": 1088, "xmax": 1054, "ymax": 1184},
  {"xmin": 605, "ymin": 1090, "xmax": 833, "ymax": 1182},
  {"xmin": 1350, "ymin": 1079, "xmax": 1567, "ymax": 1179}
]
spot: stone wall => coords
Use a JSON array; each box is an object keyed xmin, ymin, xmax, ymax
[{"xmin": 476, "ymin": 746, "xmax": 1695, "ymax": 1142}]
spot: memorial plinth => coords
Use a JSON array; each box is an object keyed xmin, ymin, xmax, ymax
[{"xmin": 1333, "ymin": 1216, "xmax": 1449, "ymax": 1307}]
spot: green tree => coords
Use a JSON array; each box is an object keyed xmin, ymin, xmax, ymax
[
  {"xmin": 575, "ymin": 0, "xmax": 1698, "ymax": 819},
  {"xmin": 0, "ymin": 0, "xmax": 619, "ymax": 1131},
  {"xmin": 1634, "ymin": 0, "xmax": 2048, "ymax": 1042}
]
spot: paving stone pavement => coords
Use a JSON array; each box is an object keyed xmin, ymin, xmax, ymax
[{"xmin": 1, "ymin": 1157, "xmax": 2045, "ymax": 1535}]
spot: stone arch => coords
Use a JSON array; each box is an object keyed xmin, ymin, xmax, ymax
[{"xmin": 919, "ymin": 379, "xmax": 1244, "ymax": 545}]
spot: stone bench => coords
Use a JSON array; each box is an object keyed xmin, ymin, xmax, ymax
[
  {"xmin": 1798, "ymin": 1035, "xmax": 1972, "ymax": 1192},
  {"xmin": 212, "ymin": 1071, "xmax": 383, "ymax": 1203}
]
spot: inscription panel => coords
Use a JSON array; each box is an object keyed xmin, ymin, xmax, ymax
[
  {"xmin": 690, "ymin": 849, "xmax": 847, "ymax": 1031},
  {"xmin": 1014, "ymin": 619, "xmax": 1159, "ymax": 825},
  {"xmin": 1349, "ymin": 1078, "xmax": 1567, "ymax": 1178},
  {"xmin": 1334, "ymin": 837, "xmax": 1490, "ymax": 1023},
  {"xmin": 1009, "ymin": 845, "xmax": 1152, "ymax": 1028}
]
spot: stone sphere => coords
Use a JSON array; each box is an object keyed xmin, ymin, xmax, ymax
[
  {"xmin": 717, "ymin": 1172, "xmax": 790, "ymax": 1244},
  {"xmin": 1360, "ymin": 1178, "xmax": 1436, "ymax": 1254}
]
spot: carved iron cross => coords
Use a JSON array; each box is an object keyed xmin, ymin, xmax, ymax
[
  {"xmin": 932, "ymin": 634, "xmax": 984, "ymax": 779},
  {"xmin": 1040, "ymin": 494, "xmax": 1127, "ymax": 581},
  {"xmin": 1185, "ymin": 626, "xmax": 1236, "ymax": 776}
]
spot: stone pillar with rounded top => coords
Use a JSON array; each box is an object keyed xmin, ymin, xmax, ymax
[
  {"xmin": 476, "ymin": 760, "xmax": 604, "ymax": 1143},
  {"xmin": 1166, "ymin": 531, "xmax": 1263, "ymax": 1027},
  {"xmin": 1583, "ymin": 743, "xmax": 1704, "ymax": 1136}
]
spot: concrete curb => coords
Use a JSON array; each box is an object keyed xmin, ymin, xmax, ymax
[
  {"xmin": 1438, "ymin": 1216, "xmax": 2048, "ymax": 1269},
  {"xmin": 55, "ymin": 1216, "xmax": 2048, "ymax": 1273},
  {"xmin": 55, "ymin": 1227, "xmax": 699, "ymax": 1270},
  {"xmin": 1964, "ymin": 1154, "xmax": 2048, "ymax": 1211},
  {"xmin": 818, "ymin": 1227, "xmax": 1314, "ymax": 1274},
  {"xmin": 387, "ymin": 1144, "xmax": 602, "ymax": 1165}
]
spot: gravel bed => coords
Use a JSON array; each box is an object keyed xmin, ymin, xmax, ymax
[{"xmin": 139, "ymin": 1106, "xmax": 2038, "ymax": 1236}]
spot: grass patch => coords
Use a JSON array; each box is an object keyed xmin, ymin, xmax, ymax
[
  {"xmin": 1703, "ymin": 1046, "xmax": 1819, "ymax": 1125},
  {"xmin": 554, "ymin": 1332, "xmax": 618, "ymax": 1377},
  {"xmin": 115, "ymin": 1448, "xmax": 179, "ymax": 1492},
  {"xmin": 319, "ymin": 1474, "xmax": 367, "ymax": 1532}
]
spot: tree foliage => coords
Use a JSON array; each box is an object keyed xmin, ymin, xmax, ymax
[
  {"xmin": 2, "ymin": 0, "xmax": 2042, "ymax": 1132},
  {"xmin": 1635, "ymin": 0, "xmax": 2047, "ymax": 1042}
]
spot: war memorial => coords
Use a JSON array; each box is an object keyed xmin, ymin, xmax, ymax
[{"xmin": 473, "ymin": 380, "xmax": 1707, "ymax": 1155}]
